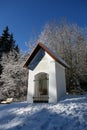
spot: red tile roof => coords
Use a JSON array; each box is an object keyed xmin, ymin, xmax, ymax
[{"xmin": 23, "ymin": 42, "xmax": 69, "ymax": 68}]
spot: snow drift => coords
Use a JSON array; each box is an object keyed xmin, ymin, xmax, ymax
[{"xmin": 0, "ymin": 94, "xmax": 87, "ymax": 130}]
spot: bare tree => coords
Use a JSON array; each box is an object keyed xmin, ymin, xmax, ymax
[{"xmin": 38, "ymin": 21, "xmax": 87, "ymax": 91}]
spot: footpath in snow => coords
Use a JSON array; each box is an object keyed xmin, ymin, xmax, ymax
[{"xmin": 0, "ymin": 94, "xmax": 87, "ymax": 130}]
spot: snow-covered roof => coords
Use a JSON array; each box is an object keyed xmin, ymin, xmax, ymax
[{"xmin": 23, "ymin": 42, "xmax": 69, "ymax": 68}]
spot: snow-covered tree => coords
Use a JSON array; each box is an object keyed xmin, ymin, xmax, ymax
[
  {"xmin": 27, "ymin": 21, "xmax": 87, "ymax": 92},
  {"xmin": 38, "ymin": 21, "xmax": 87, "ymax": 91},
  {"xmin": 0, "ymin": 51, "xmax": 28, "ymax": 101},
  {"xmin": 0, "ymin": 26, "xmax": 28, "ymax": 101}
]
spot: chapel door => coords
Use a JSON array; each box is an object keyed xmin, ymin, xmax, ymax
[{"xmin": 33, "ymin": 72, "xmax": 49, "ymax": 102}]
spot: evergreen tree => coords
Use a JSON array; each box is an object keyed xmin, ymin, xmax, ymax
[
  {"xmin": 15, "ymin": 44, "xmax": 20, "ymax": 53},
  {"xmin": 0, "ymin": 26, "xmax": 20, "ymax": 76},
  {"xmin": 0, "ymin": 26, "xmax": 10, "ymax": 52},
  {"xmin": 0, "ymin": 26, "xmax": 19, "ymax": 53},
  {"xmin": 9, "ymin": 33, "xmax": 15, "ymax": 51}
]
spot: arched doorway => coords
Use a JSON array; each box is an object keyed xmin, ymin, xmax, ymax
[{"xmin": 33, "ymin": 72, "xmax": 49, "ymax": 103}]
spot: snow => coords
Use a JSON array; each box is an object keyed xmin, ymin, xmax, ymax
[{"xmin": 0, "ymin": 94, "xmax": 87, "ymax": 130}]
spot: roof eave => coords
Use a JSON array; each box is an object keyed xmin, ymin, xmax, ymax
[{"xmin": 23, "ymin": 42, "xmax": 69, "ymax": 69}]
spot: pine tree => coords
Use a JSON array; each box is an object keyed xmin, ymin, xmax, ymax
[
  {"xmin": 1, "ymin": 26, "xmax": 10, "ymax": 52},
  {"xmin": 9, "ymin": 33, "xmax": 15, "ymax": 51},
  {"xmin": 0, "ymin": 26, "xmax": 19, "ymax": 53},
  {"xmin": 15, "ymin": 45, "xmax": 20, "ymax": 53},
  {"xmin": 0, "ymin": 26, "xmax": 20, "ymax": 76}
]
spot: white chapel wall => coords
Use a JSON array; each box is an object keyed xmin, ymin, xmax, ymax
[
  {"xmin": 55, "ymin": 62, "xmax": 66, "ymax": 100},
  {"xmin": 27, "ymin": 52, "xmax": 50, "ymax": 103},
  {"xmin": 27, "ymin": 51, "xmax": 66, "ymax": 103}
]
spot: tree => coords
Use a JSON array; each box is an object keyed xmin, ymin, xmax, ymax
[
  {"xmin": 0, "ymin": 51, "xmax": 28, "ymax": 101},
  {"xmin": 0, "ymin": 26, "xmax": 19, "ymax": 53},
  {"xmin": 15, "ymin": 44, "xmax": 20, "ymax": 53},
  {"xmin": 0, "ymin": 26, "xmax": 20, "ymax": 75},
  {"xmin": 0, "ymin": 26, "xmax": 11, "ymax": 52},
  {"xmin": 40, "ymin": 22, "xmax": 87, "ymax": 91},
  {"xmin": 29, "ymin": 21, "xmax": 87, "ymax": 92},
  {"xmin": 0, "ymin": 26, "xmax": 27, "ymax": 101}
]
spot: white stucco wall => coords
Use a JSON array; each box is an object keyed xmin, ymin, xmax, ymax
[
  {"xmin": 55, "ymin": 62, "xmax": 66, "ymax": 100},
  {"xmin": 27, "ymin": 52, "xmax": 57, "ymax": 103},
  {"xmin": 48, "ymin": 60, "xmax": 57, "ymax": 103},
  {"xmin": 27, "ymin": 70, "xmax": 34, "ymax": 103},
  {"xmin": 27, "ymin": 52, "xmax": 66, "ymax": 103}
]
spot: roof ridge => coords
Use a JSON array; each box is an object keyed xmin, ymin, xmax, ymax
[{"xmin": 23, "ymin": 42, "xmax": 69, "ymax": 68}]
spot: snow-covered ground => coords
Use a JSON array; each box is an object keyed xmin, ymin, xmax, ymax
[{"xmin": 0, "ymin": 94, "xmax": 87, "ymax": 130}]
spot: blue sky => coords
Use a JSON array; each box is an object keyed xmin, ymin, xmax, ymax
[{"xmin": 0, "ymin": 0, "xmax": 87, "ymax": 52}]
